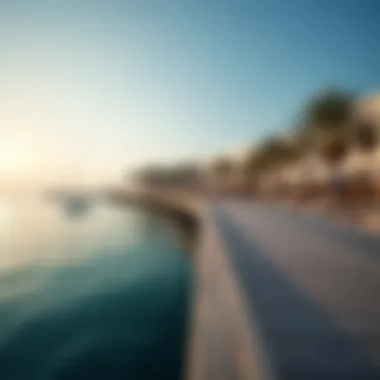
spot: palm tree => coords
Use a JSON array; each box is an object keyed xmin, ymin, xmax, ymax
[
  {"xmin": 305, "ymin": 89, "xmax": 354, "ymax": 133},
  {"xmin": 133, "ymin": 165, "xmax": 175, "ymax": 188},
  {"xmin": 243, "ymin": 137, "xmax": 302, "ymax": 198},
  {"xmin": 246, "ymin": 138, "xmax": 285, "ymax": 172},
  {"xmin": 351, "ymin": 120, "xmax": 379, "ymax": 203},
  {"xmin": 242, "ymin": 143, "xmax": 273, "ymax": 196},
  {"xmin": 243, "ymin": 148, "xmax": 262, "ymax": 196},
  {"xmin": 320, "ymin": 133, "xmax": 349, "ymax": 165},
  {"xmin": 303, "ymin": 89, "xmax": 356, "ymax": 203},
  {"xmin": 170, "ymin": 163, "xmax": 201, "ymax": 189},
  {"xmin": 355, "ymin": 120, "xmax": 378, "ymax": 152},
  {"xmin": 211, "ymin": 156, "xmax": 234, "ymax": 195},
  {"xmin": 304, "ymin": 89, "xmax": 356, "ymax": 163},
  {"xmin": 213, "ymin": 156, "xmax": 233, "ymax": 178}
]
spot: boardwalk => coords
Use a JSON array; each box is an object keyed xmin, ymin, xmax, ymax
[{"xmin": 187, "ymin": 201, "xmax": 380, "ymax": 380}]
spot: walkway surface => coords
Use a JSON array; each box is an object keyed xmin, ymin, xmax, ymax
[{"xmin": 209, "ymin": 201, "xmax": 380, "ymax": 379}]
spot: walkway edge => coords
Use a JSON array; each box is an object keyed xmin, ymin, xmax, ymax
[{"xmin": 185, "ymin": 204, "xmax": 275, "ymax": 380}]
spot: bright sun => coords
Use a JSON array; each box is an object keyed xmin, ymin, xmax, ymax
[{"xmin": 0, "ymin": 147, "xmax": 28, "ymax": 176}]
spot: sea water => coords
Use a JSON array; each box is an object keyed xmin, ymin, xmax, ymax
[{"xmin": 0, "ymin": 196, "xmax": 192, "ymax": 379}]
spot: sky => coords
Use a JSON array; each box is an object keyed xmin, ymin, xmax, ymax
[{"xmin": 1, "ymin": 0, "xmax": 379, "ymax": 187}]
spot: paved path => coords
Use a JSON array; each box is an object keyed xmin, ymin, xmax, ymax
[{"xmin": 213, "ymin": 201, "xmax": 380, "ymax": 379}]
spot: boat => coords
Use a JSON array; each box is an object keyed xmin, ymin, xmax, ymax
[{"xmin": 63, "ymin": 196, "xmax": 92, "ymax": 216}]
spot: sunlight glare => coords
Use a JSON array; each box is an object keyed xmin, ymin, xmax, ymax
[{"xmin": 0, "ymin": 146, "xmax": 28, "ymax": 176}]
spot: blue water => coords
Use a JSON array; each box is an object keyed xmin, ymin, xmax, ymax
[{"xmin": 0, "ymin": 197, "xmax": 192, "ymax": 380}]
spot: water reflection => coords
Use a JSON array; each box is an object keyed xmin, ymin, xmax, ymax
[{"xmin": 0, "ymin": 196, "xmax": 191, "ymax": 380}]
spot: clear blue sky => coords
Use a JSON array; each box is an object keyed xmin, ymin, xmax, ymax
[{"xmin": 1, "ymin": 0, "xmax": 379, "ymax": 185}]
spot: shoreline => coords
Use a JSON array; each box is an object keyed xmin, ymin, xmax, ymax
[{"xmin": 107, "ymin": 192, "xmax": 200, "ymax": 253}]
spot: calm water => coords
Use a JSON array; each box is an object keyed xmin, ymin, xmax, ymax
[{"xmin": 0, "ymin": 196, "xmax": 192, "ymax": 380}]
